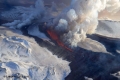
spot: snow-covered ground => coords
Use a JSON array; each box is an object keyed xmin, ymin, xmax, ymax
[
  {"xmin": 0, "ymin": 26, "xmax": 70, "ymax": 80},
  {"xmin": 95, "ymin": 21, "xmax": 120, "ymax": 39}
]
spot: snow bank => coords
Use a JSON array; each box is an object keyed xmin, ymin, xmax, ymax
[{"xmin": 0, "ymin": 26, "xmax": 70, "ymax": 80}]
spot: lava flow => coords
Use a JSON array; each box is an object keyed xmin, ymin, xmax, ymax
[{"xmin": 47, "ymin": 29, "xmax": 73, "ymax": 52}]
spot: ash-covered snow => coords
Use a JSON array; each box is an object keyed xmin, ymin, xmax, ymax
[
  {"xmin": 0, "ymin": 26, "xmax": 70, "ymax": 80},
  {"xmin": 84, "ymin": 76, "xmax": 93, "ymax": 80},
  {"xmin": 96, "ymin": 20, "xmax": 120, "ymax": 39}
]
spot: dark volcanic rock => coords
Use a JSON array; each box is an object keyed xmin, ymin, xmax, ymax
[{"xmin": 21, "ymin": 26, "xmax": 120, "ymax": 80}]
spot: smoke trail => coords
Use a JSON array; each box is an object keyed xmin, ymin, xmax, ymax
[
  {"xmin": 52, "ymin": 0, "xmax": 120, "ymax": 47},
  {"xmin": 98, "ymin": 0, "xmax": 120, "ymax": 21},
  {"xmin": 1, "ymin": 0, "xmax": 120, "ymax": 47}
]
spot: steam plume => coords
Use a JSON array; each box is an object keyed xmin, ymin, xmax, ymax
[{"xmin": 1, "ymin": 0, "xmax": 120, "ymax": 47}]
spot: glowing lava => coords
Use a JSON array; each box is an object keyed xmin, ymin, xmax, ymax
[{"xmin": 47, "ymin": 29, "xmax": 73, "ymax": 52}]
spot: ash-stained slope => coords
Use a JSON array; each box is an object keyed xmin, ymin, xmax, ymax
[{"xmin": 0, "ymin": 26, "xmax": 70, "ymax": 80}]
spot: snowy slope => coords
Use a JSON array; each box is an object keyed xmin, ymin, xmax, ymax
[
  {"xmin": 95, "ymin": 21, "xmax": 120, "ymax": 39},
  {"xmin": 0, "ymin": 26, "xmax": 70, "ymax": 80}
]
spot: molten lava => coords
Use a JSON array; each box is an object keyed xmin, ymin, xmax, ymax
[{"xmin": 47, "ymin": 29, "xmax": 73, "ymax": 52}]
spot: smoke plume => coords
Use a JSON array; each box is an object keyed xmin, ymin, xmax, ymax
[{"xmin": 1, "ymin": 0, "xmax": 120, "ymax": 47}]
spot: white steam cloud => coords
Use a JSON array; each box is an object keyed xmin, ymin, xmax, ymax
[{"xmin": 1, "ymin": 0, "xmax": 120, "ymax": 47}]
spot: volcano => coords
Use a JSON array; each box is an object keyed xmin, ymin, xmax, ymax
[{"xmin": 0, "ymin": 0, "xmax": 120, "ymax": 80}]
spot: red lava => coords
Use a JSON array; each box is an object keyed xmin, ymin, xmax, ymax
[{"xmin": 47, "ymin": 29, "xmax": 73, "ymax": 52}]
